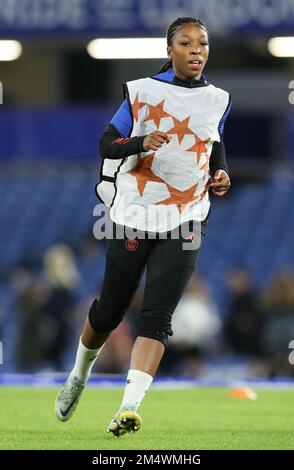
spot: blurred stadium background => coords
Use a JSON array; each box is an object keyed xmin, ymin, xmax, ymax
[{"xmin": 1, "ymin": 0, "xmax": 294, "ymax": 385}]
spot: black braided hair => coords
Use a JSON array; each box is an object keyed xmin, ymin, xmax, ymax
[{"xmin": 157, "ymin": 17, "xmax": 208, "ymax": 74}]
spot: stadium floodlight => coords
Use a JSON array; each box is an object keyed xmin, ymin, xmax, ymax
[
  {"xmin": 87, "ymin": 38, "xmax": 167, "ymax": 59},
  {"xmin": 268, "ymin": 37, "xmax": 294, "ymax": 57},
  {"xmin": 0, "ymin": 40, "xmax": 22, "ymax": 61}
]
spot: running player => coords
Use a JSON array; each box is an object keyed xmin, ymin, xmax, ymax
[{"xmin": 56, "ymin": 16, "xmax": 231, "ymax": 437}]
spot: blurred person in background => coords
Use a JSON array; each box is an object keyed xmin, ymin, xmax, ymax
[
  {"xmin": 14, "ymin": 245, "xmax": 80, "ymax": 371},
  {"xmin": 160, "ymin": 274, "xmax": 221, "ymax": 376},
  {"xmin": 56, "ymin": 16, "xmax": 231, "ymax": 437},
  {"xmin": 40, "ymin": 244, "xmax": 80, "ymax": 370},
  {"xmin": 14, "ymin": 270, "xmax": 47, "ymax": 372},
  {"xmin": 259, "ymin": 271, "xmax": 294, "ymax": 378},
  {"xmin": 224, "ymin": 267, "xmax": 262, "ymax": 358}
]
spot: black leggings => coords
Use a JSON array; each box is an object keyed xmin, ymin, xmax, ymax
[{"xmin": 89, "ymin": 217, "xmax": 209, "ymax": 347}]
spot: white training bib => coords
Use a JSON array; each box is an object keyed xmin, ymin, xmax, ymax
[{"xmin": 96, "ymin": 77, "xmax": 230, "ymax": 232}]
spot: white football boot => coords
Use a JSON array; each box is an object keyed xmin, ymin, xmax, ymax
[{"xmin": 55, "ymin": 375, "xmax": 85, "ymax": 422}]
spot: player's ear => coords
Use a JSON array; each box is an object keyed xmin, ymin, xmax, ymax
[{"xmin": 167, "ymin": 46, "xmax": 172, "ymax": 59}]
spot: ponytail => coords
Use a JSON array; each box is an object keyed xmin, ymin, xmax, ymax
[{"xmin": 156, "ymin": 59, "xmax": 172, "ymax": 74}]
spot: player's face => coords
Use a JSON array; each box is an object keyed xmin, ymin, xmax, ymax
[{"xmin": 167, "ymin": 23, "xmax": 209, "ymax": 81}]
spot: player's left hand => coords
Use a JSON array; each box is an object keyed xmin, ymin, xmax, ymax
[{"xmin": 209, "ymin": 169, "xmax": 231, "ymax": 196}]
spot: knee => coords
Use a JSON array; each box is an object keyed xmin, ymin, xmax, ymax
[
  {"xmin": 88, "ymin": 298, "xmax": 124, "ymax": 333},
  {"xmin": 88, "ymin": 255, "xmax": 139, "ymax": 333},
  {"xmin": 138, "ymin": 310, "xmax": 173, "ymax": 348}
]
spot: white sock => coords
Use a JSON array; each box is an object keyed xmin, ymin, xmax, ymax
[
  {"xmin": 119, "ymin": 369, "xmax": 153, "ymax": 413},
  {"xmin": 71, "ymin": 337, "xmax": 105, "ymax": 383}
]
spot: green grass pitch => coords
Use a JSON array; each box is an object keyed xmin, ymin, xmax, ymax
[{"xmin": 0, "ymin": 387, "xmax": 293, "ymax": 450}]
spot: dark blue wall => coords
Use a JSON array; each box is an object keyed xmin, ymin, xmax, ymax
[
  {"xmin": 0, "ymin": 106, "xmax": 115, "ymax": 160},
  {"xmin": 0, "ymin": 106, "xmax": 289, "ymax": 161}
]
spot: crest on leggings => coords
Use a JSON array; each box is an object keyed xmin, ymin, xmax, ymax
[{"xmin": 125, "ymin": 238, "xmax": 138, "ymax": 251}]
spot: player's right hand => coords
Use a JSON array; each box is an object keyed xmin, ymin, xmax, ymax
[{"xmin": 143, "ymin": 131, "xmax": 170, "ymax": 151}]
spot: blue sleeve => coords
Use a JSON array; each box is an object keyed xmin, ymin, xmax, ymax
[
  {"xmin": 110, "ymin": 99, "xmax": 133, "ymax": 138},
  {"xmin": 218, "ymin": 95, "xmax": 232, "ymax": 137}
]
